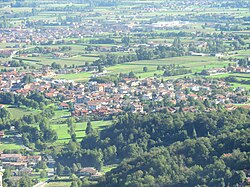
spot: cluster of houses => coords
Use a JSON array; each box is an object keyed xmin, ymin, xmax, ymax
[
  {"xmin": 201, "ymin": 66, "xmax": 250, "ymax": 76},
  {"xmin": 0, "ymin": 152, "xmax": 41, "ymax": 175},
  {"xmin": 0, "ymin": 68, "xmax": 249, "ymax": 118},
  {"xmin": 0, "ymin": 151, "xmax": 101, "ymax": 179}
]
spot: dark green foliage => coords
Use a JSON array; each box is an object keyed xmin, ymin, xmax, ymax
[
  {"xmin": 55, "ymin": 108, "xmax": 250, "ymax": 186},
  {"xmin": 22, "ymin": 74, "xmax": 34, "ymax": 84},
  {"xmin": 86, "ymin": 121, "xmax": 94, "ymax": 135}
]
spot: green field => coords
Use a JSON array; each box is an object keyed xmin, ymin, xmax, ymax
[
  {"xmin": 51, "ymin": 55, "xmax": 234, "ymax": 81},
  {"xmin": 230, "ymin": 82, "xmax": 250, "ymax": 90},
  {"xmin": 101, "ymin": 164, "xmax": 118, "ymax": 174},
  {"xmin": 0, "ymin": 143, "xmax": 22, "ymax": 150},
  {"xmin": 51, "ymin": 120, "xmax": 112, "ymax": 145},
  {"xmin": 209, "ymin": 73, "xmax": 250, "ymax": 90},
  {"xmin": 6, "ymin": 106, "xmax": 39, "ymax": 119},
  {"xmin": 107, "ymin": 56, "xmax": 231, "ymax": 76},
  {"xmin": 210, "ymin": 73, "xmax": 250, "ymax": 79},
  {"xmin": 46, "ymin": 182, "xmax": 71, "ymax": 187},
  {"xmin": 55, "ymin": 72, "xmax": 92, "ymax": 82}
]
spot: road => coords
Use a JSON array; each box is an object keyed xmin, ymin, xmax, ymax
[
  {"xmin": 9, "ymin": 46, "xmax": 36, "ymax": 60},
  {"xmin": 33, "ymin": 181, "xmax": 48, "ymax": 187}
]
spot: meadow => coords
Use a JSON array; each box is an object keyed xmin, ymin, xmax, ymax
[
  {"xmin": 0, "ymin": 143, "xmax": 22, "ymax": 150},
  {"xmin": 55, "ymin": 72, "xmax": 92, "ymax": 82},
  {"xmin": 6, "ymin": 106, "xmax": 39, "ymax": 119},
  {"xmin": 54, "ymin": 55, "xmax": 232, "ymax": 82},
  {"xmin": 50, "ymin": 109, "xmax": 112, "ymax": 145},
  {"xmin": 46, "ymin": 182, "xmax": 71, "ymax": 187}
]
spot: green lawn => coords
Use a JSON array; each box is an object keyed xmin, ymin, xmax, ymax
[
  {"xmin": 106, "ymin": 56, "xmax": 230, "ymax": 78},
  {"xmin": 46, "ymin": 182, "xmax": 71, "ymax": 187},
  {"xmin": 55, "ymin": 72, "xmax": 92, "ymax": 82},
  {"xmin": 210, "ymin": 73, "xmax": 250, "ymax": 79},
  {"xmin": 5, "ymin": 106, "xmax": 39, "ymax": 119},
  {"xmin": 19, "ymin": 54, "xmax": 98, "ymax": 67},
  {"xmin": 0, "ymin": 143, "xmax": 22, "ymax": 150},
  {"xmin": 51, "ymin": 120, "xmax": 112, "ymax": 145},
  {"xmin": 101, "ymin": 164, "xmax": 118, "ymax": 174}
]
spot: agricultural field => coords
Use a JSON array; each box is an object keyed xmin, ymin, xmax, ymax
[
  {"xmin": 107, "ymin": 56, "xmax": 230, "ymax": 74},
  {"xmin": 54, "ymin": 56, "xmax": 234, "ymax": 82}
]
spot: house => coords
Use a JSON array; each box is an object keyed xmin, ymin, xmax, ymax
[
  {"xmin": 0, "ymin": 131, "xmax": 4, "ymax": 139},
  {"xmin": 131, "ymin": 104, "xmax": 143, "ymax": 113},
  {"xmin": 0, "ymin": 154, "xmax": 22, "ymax": 162},
  {"xmin": 216, "ymin": 95, "xmax": 226, "ymax": 103},
  {"xmin": 78, "ymin": 167, "xmax": 98, "ymax": 177},
  {"xmin": 2, "ymin": 162, "xmax": 27, "ymax": 169},
  {"xmin": 26, "ymin": 155, "xmax": 42, "ymax": 164},
  {"xmin": 18, "ymin": 167, "xmax": 32, "ymax": 176},
  {"xmin": 58, "ymin": 102, "xmax": 69, "ymax": 110},
  {"xmin": 188, "ymin": 93, "xmax": 198, "ymax": 100},
  {"xmin": 142, "ymin": 93, "xmax": 152, "ymax": 100}
]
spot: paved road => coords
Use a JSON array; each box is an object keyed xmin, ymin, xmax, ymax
[{"xmin": 33, "ymin": 181, "xmax": 48, "ymax": 187}]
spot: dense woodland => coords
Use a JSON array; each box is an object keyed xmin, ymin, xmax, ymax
[{"xmin": 55, "ymin": 108, "xmax": 250, "ymax": 186}]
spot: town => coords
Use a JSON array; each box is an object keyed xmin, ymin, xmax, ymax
[{"xmin": 0, "ymin": 0, "xmax": 250, "ymax": 186}]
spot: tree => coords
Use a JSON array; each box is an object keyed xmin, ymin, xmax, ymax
[
  {"xmin": 231, "ymin": 171, "xmax": 246, "ymax": 185},
  {"xmin": 0, "ymin": 108, "xmax": 11, "ymax": 120},
  {"xmin": 3, "ymin": 167, "xmax": 11, "ymax": 179},
  {"xmin": 18, "ymin": 176, "xmax": 33, "ymax": 187},
  {"xmin": 51, "ymin": 62, "xmax": 61, "ymax": 69},
  {"xmin": 143, "ymin": 67, "xmax": 148, "ymax": 72},
  {"xmin": 128, "ymin": 71, "xmax": 136, "ymax": 78},
  {"xmin": 22, "ymin": 74, "xmax": 34, "ymax": 83},
  {"xmin": 67, "ymin": 118, "xmax": 76, "ymax": 141},
  {"xmin": 98, "ymin": 65, "xmax": 104, "ymax": 73},
  {"xmin": 86, "ymin": 121, "xmax": 94, "ymax": 135},
  {"xmin": 122, "ymin": 37, "xmax": 130, "ymax": 46},
  {"xmin": 37, "ymin": 161, "xmax": 47, "ymax": 169},
  {"xmin": 72, "ymin": 163, "xmax": 79, "ymax": 173},
  {"xmin": 64, "ymin": 166, "xmax": 72, "ymax": 175},
  {"xmin": 57, "ymin": 163, "xmax": 64, "ymax": 176},
  {"xmin": 40, "ymin": 170, "xmax": 47, "ymax": 178}
]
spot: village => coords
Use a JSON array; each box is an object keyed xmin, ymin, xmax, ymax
[
  {"xmin": 0, "ymin": 66, "xmax": 249, "ymax": 119},
  {"xmin": 0, "ymin": 0, "xmax": 249, "ymax": 186}
]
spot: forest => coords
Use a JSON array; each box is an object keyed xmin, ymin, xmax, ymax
[{"xmin": 55, "ymin": 108, "xmax": 250, "ymax": 186}]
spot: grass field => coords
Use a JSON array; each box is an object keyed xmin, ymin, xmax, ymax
[
  {"xmin": 51, "ymin": 120, "xmax": 112, "ymax": 145},
  {"xmin": 230, "ymin": 82, "xmax": 250, "ymax": 90},
  {"xmin": 107, "ymin": 56, "xmax": 231, "ymax": 76},
  {"xmin": 0, "ymin": 143, "xmax": 22, "ymax": 150},
  {"xmin": 46, "ymin": 182, "xmax": 71, "ymax": 187},
  {"xmin": 5, "ymin": 106, "xmax": 39, "ymax": 119},
  {"xmin": 52, "ymin": 56, "xmax": 233, "ymax": 81},
  {"xmin": 101, "ymin": 164, "xmax": 118, "ymax": 174},
  {"xmin": 209, "ymin": 73, "xmax": 250, "ymax": 90},
  {"xmin": 55, "ymin": 72, "xmax": 92, "ymax": 82},
  {"xmin": 20, "ymin": 54, "xmax": 98, "ymax": 67},
  {"xmin": 210, "ymin": 73, "xmax": 250, "ymax": 79}
]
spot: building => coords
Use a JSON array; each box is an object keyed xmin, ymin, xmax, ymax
[
  {"xmin": 0, "ymin": 172, "xmax": 2, "ymax": 187},
  {"xmin": 0, "ymin": 132, "xmax": 4, "ymax": 139},
  {"xmin": 78, "ymin": 167, "xmax": 99, "ymax": 177}
]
